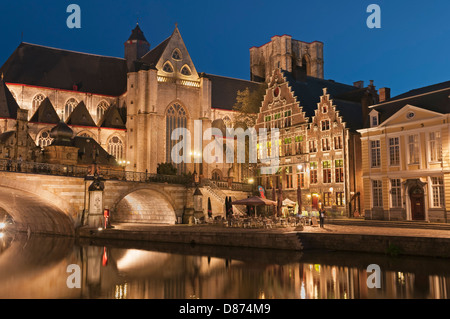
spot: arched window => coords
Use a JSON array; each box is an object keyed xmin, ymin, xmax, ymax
[
  {"xmin": 172, "ymin": 49, "xmax": 182, "ymax": 60},
  {"xmin": 32, "ymin": 94, "xmax": 46, "ymax": 115},
  {"xmin": 222, "ymin": 116, "xmax": 232, "ymax": 128},
  {"xmin": 78, "ymin": 131, "xmax": 94, "ymax": 139},
  {"xmin": 108, "ymin": 136, "xmax": 124, "ymax": 161},
  {"xmin": 212, "ymin": 169, "xmax": 222, "ymax": 181},
  {"xmin": 166, "ymin": 103, "xmax": 187, "ymax": 174},
  {"xmin": 180, "ymin": 65, "xmax": 191, "ymax": 76},
  {"xmin": 64, "ymin": 98, "xmax": 78, "ymax": 121},
  {"xmin": 96, "ymin": 100, "xmax": 109, "ymax": 122},
  {"xmin": 37, "ymin": 130, "xmax": 53, "ymax": 149},
  {"xmin": 163, "ymin": 61, "xmax": 174, "ymax": 73}
]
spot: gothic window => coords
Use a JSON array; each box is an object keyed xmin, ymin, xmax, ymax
[
  {"xmin": 163, "ymin": 61, "xmax": 174, "ymax": 73},
  {"xmin": 78, "ymin": 131, "xmax": 94, "ymax": 139},
  {"xmin": 108, "ymin": 136, "xmax": 124, "ymax": 161},
  {"xmin": 222, "ymin": 116, "xmax": 232, "ymax": 128},
  {"xmin": 180, "ymin": 65, "xmax": 191, "ymax": 76},
  {"xmin": 32, "ymin": 94, "xmax": 46, "ymax": 115},
  {"xmin": 37, "ymin": 130, "xmax": 53, "ymax": 149},
  {"xmin": 96, "ymin": 100, "xmax": 109, "ymax": 122},
  {"xmin": 64, "ymin": 98, "xmax": 78, "ymax": 121},
  {"xmin": 166, "ymin": 103, "xmax": 187, "ymax": 174},
  {"xmin": 172, "ymin": 49, "xmax": 182, "ymax": 60}
]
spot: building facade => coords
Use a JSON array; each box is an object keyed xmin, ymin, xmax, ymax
[{"xmin": 358, "ymin": 82, "xmax": 450, "ymax": 222}]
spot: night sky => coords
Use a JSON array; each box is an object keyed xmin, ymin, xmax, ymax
[{"xmin": 0, "ymin": 0, "xmax": 448, "ymax": 97}]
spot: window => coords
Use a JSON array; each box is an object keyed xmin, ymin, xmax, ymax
[
  {"xmin": 431, "ymin": 177, "xmax": 444, "ymax": 208},
  {"xmin": 323, "ymin": 192, "xmax": 331, "ymax": 207},
  {"xmin": 322, "ymin": 138, "xmax": 331, "ymax": 151},
  {"xmin": 371, "ymin": 140, "xmax": 381, "ymax": 168},
  {"xmin": 321, "ymin": 120, "xmax": 330, "ymax": 131},
  {"xmin": 334, "ymin": 136, "xmax": 342, "ymax": 150},
  {"xmin": 309, "ymin": 140, "xmax": 317, "ymax": 153},
  {"xmin": 172, "ymin": 49, "xmax": 182, "ymax": 60},
  {"xmin": 96, "ymin": 101, "xmax": 109, "ymax": 122},
  {"xmin": 408, "ymin": 134, "xmax": 419, "ymax": 164},
  {"xmin": 297, "ymin": 166, "xmax": 305, "ymax": 188},
  {"xmin": 37, "ymin": 130, "xmax": 53, "ymax": 149},
  {"xmin": 295, "ymin": 136, "xmax": 303, "ymax": 154},
  {"xmin": 166, "ymin": 103, "xmax": 187, "ymax": 174},
  {"xmin": 163, "ymin": 62, "xmax": 174, "ymax": 73},
  {"xmin": 64, "ymin": 98, "xmax": 78, "ymax": 121},
  {"xmin": 390, "ymin": 179, "xmax": 402, "ymax": 208},
  {"xmin": 372, "ymin": 180, "xmax": 383, "ymax": 207},
  {"xmin": 335, "ymin": 159, "xmax": 344, "ymax": 183},
  {"xmin": 108, "ymin": 136, "xmax": 124, "ymax": 161},
  {"xmin": 429, "ymin": 131, "xmax": 442, "ymax": 162},
  {"xmin": 336, "ymin": 192, "xmax": 344, "ymax": 206},
  {"xmin": 322, "ymin": 105, "xmax": 327, "ymax": 113},
  {"xmin": 223, "ymin": 116, "xmax": 232, "ymax": 128},
  {"xmin": 285, "ymin": 166, "xmax": 293, "ymax": 188},
  {"xmin": 283, "ymin": 138, "xmax": 292, "ymax": 156},
  {"xmin": 322, "ymin": 161, "xmax": 331, "ymax": 183},
  {"xmin": 389, "ymin": 137, "xmax": 400, "ymax": 166},
  {"xmin": 371, "ymin": 115, "xmax": 378, "ymax": 127},
  {"xmin": 180, "ymin": 65, "xmax": 191, "ymax": 76},
  {"xmin": 32, "ymin": 94, "xmax": 46, "ymax": 115},
  {"xmin": 284, "ymin": 110, "xmax": 292, "ymax": 127},
  {"xmin": 310, "ymin": 162, "xmax": 318, "ymax": 184}
]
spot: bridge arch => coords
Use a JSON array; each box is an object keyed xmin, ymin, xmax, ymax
[{"xmin": 112, "ymin": 186, "xmax": 177, "ymax": 224}]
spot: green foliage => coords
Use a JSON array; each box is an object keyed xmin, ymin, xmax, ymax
[
  {"xmin": 386, "ymin": 243, "xmax": 401, "ymax": 256},
  {"xmin": 232, "ymin": 84, "xmax": 267, "ymax": 129},
  {"xmin": 157, "ymin": 162, "xmax": 177, "ymax": 175}
]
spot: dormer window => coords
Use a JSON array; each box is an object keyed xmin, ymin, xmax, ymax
[
  {"xmin": 180, "ymin": 65, "xmax": 192, "ymax": 76},
  {"xmin": 163, "ymin": 61, "xmax": 174, "ymax": 73},
  {"xmin": 172, "ymin": 49, "xmax": 182, "ymax": 60},
  {"xmin": 369, "ymin": 109, "xmax": 379, "ymax": 127}
]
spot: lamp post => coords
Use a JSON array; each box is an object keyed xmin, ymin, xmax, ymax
[{"xmin": 190, "ymin": 151, "xmax": 201, "ymax": 184}]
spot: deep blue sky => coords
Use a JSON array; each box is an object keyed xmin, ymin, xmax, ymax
[{"xmin": 0, "ymin": 0, "xmax": 448, "ymax": 97}]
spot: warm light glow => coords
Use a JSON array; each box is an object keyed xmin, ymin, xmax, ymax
[
  {"xmin": 297, "ymin": 164, "xmax": 303, "ymax": 170},
  {"xmin": 0, "ymin": 222, "xmax": 5, "ymax": 229},
  {"xmin": 98, "ymin": 227, "xmax": 103, "ymax": 231},
  {"xmin": 0, "ymin": 233, "xmax": 4, "ymax": 239},
  {"xmin": 329, "ymin": 187, "xmax": 333, "ymax": 192},
  {"xmin": 248, "ymin": 178, "xmax": 254, "ymax": 184}
]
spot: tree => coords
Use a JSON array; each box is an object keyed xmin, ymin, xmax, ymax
[
  {"xmin": 232, "ymin": 84, "xmax": 267, "ymax": 129},
  {"xmin": 157, "ymin": 162, "xmax": 177, "ymax": 175}
]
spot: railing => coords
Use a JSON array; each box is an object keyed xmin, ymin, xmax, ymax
[
  {"xmin": 209, "ymin": 180, "xmax": 253, "ymax": 192},
  {"xmin": 0, "ymin": 159, "xmax": 190, "ymax": 185}
]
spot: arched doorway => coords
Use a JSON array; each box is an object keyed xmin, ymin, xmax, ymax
[
  {"xmin": 410, "ymin": 185, "xmax": 425, "ymax": 220},
  {"xmin": 211, "ymin": 169, "xmax": 222, "ymax": 181}
]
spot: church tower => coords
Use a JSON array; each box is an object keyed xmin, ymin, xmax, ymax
[
  {"xmin": 250, "ymin": 35, "xmax": 324, "ymax": 83},
  {"xmin": 124, "ymin": 24, "xmax": 150, "ymax": 71}
]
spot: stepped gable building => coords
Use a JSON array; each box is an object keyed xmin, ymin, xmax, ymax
[
  {"xmin": 0, "ymin": 24, "xmax": 262, "ymax": 181},
  {"xmin": 358, "ymin": 80, "xmax": 450, "ymax": 222},
  {"xmin": 253, "ymin": 35, "xmax": 379, "ymax": 215}
]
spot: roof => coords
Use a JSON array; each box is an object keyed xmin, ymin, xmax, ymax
[
  {"xmin": 73, "ymin": 136, "xmax": 117, "ymax": 166},
  {"xmin": 0, "ymin": 43, "xmax": 128, "ymax": 96},
  {"xmin": 65, "ymin": 101, "xmax": 97, "ymax": 127},
  {"xmin": 29, "ymin": 97, "xmax": 60, "ymax": 124},
  {"xmin": 98, "ymin": 105, "xmax": 126, "ymax": 129},
  {"xmin": 205, "ymin": 74, "xmax": 264, "ymax": 110},
  {"xmin": 0, "ymin": 79, "xmax": 19, "ymax": 119},
  {"xmin": 0, "ymin": 131, "xmax": 14, "ymax": 143},
  {"xmin": 371, "ymin": 81, "xmax": 450, "ymax": 125},
  {"xmin": 139, "ymin": 36, "xmax": 172, "ymax": 69},
  {"xmin": 127, "ymin": 24, "xmax": 148, "ymax": 42}
]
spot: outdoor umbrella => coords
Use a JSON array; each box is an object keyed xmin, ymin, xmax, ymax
[
  {"xmin": 208, "ymin": 197, "xmax": 212, "ymax": 219},
  {"xmin": 282, "ymin": 198, "xmax": 296, "ymax": 207},
  {"xmin": 277, "ymin": 186, "xmax": 283, "ymax": 217},
  {"xmin": 231, "ymin": 196, "xmax": 277, "ymax": 218}
]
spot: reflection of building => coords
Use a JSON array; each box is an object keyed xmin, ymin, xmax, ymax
[
  {"xmin": 358, "ymin": 81, "xmax": 450, "ymax": 222},
  {"xmin": 253, "ymin": 35, "xmax": 379, "ymax": 214}
]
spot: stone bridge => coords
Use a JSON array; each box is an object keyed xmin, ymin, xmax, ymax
[{"xmin": 0, "ymin": 171, "xmax": 192, "ymax": 236}]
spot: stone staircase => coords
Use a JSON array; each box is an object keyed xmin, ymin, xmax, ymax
[
  {"xmin": 326, "ymin": 218, "xmax": 450, "ymax": 230},
  {"xmin": 201, "ymin": 180, "xmax": 247, "ymax": 216}
]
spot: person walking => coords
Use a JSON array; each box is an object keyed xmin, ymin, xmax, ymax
[
  {"xmin": 17, "ymin": 155, "xmax": 23, "ymax": 172},
  {"xmin": 319, "ymin": 207, "xmax": 326, "ymax": 228}
]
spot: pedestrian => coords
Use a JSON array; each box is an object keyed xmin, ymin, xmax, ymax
[
  {"xmin": 17, "ymin": 155, "xmax": 23, "ymax": 172},
  {"xmin": 319, "ymin": 207, "xmax": 326, "ymax": 228}
]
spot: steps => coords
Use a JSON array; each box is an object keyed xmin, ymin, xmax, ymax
[{"xmin": 326, "ymin": 218, "xmax": 450, "ymax": 231}]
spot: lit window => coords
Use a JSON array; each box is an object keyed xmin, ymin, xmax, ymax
[
  {"xmin": 163, "ymin": 62, "xmax": 174, "ymax": 73},
  {"xmin": 37, "ymin": 130, "xmax": 53, "ymax": 149},
  {"xmin": 108, "ymin": 136, "xmax": 124, "ymax": 162},
  {"xmin": 32, "ymin": 94, "xmax": 46, "ymax": 115},
  {"xmin": 96, "ymin": 101, "xmax": 109, "ymax": 123},
  {"xmin": 335, "ymin": 159, "xmax": 344, "ymax": 183},
  {"xmin": 431, "ymin": 177, "xmax": 444, "ymax": 208},
  {"xmin": 322, "ymin": 161, "xmax": 331, "ymax": 184},
  {"xmin": 166, "ymin": 103, "xmax": 187, "ymax": 175},
  {"xmin": 323, "ymin": 192, "xmax": 331, "ymax": 206},
  {"xmin": 336, "ymin": 192, "xmax": 344, "ymax": 206},
  {"xmin": 408, "ymin": 134, "xmax": 419, "ymax": 164},
  {"xmin": 310, "ymin": 162, "xmax": 318, "ymax": 184},
  {"xmin": 64, "ymin": 98, "xmax": 78, "ymax": 121}
]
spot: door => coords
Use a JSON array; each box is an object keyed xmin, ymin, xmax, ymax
[
  {"xmin": 312, "ymin": 194, "xmax": 319, "ymax": 210},
  {"xmin": 410, "ymin": 186, "xmax": 425, "ymax": 220}
]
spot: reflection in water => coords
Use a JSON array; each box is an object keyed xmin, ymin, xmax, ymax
[{"xmin": 0, "ymin": 233, "xmax": 449, "ymax": 299}]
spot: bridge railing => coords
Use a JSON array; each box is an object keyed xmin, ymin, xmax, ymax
[{"xmin": 0, "ymin": 159, "xmax": 190, "ymax": 185}]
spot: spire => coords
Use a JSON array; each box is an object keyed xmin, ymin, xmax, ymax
[{"xmin": 127, "ymin": 23, "xmax": 148, "ymax": 42}]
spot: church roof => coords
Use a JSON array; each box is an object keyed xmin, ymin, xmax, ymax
[
  {"xmin": 139, "ymin": 36, "xmax": 172, "ymax": 69},
  {"xmin": 370, "ymin": 81, "xmax": 450, "ymax": 125},
  {"xmin": 205, "ymin": 74, "xmax": 264, "ymax": 111},
  {"xmin": 0, "ymin": 78, "xmax": 19, "ymax": 119},
  {"xmin": 0, "ymin": 131, "xmax": 14, "ymax": 144},
  {"xmin": 98, "ymin": 104, "xmax": 126, "ymax": 129},
  {"xmin": 127, "ymin": 24, "xmax": 148, "ymax": 42},
  {"xmin": 65, "ymin": 101, "xmax": 97, "ymax": 127},
  {"xmin": 0, "ymin": 43, "xmax": 128, "ymax": 96},
  {"xmin": 29, "ymin": 97, "xmax": 60, "ymax": 124},
  {"xmin": 74, "ymin": 136, "xmax": 117, "ymax": 166}
]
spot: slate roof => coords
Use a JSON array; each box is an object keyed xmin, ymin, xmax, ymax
[
  {"xmin": 0, "ymin": 131, "xmax": 14, "ymax": 143},
  {"xmin": 139, "ymin": 36, "xmax": 172, "ymax": 69},
  {"xmin": 0, "ymin": 43, "xmax": 128, "ymax": 96},
  {"xmin": 281, "ymin": 71, "xmax": 366, "ymax": 130},
  {"xmin": 205, "ymin": 74, "xmax": 264, "ymax": 111},
  {"xmin": 65, "ymin": 101, "xmax": 97, "ymax": 127},
  {"xmin": 127, "ymin": 24, "xmax": 148, "ymax": 42},
  {"xmin": 29, "ymin": 97, "xmax": 60, "ymax": 124},
  {"xmin": 98, "ymin": 105, "xmax": 126, "ymax": 129},
  {"xmin": 370, "ymin": 81, "xmax": 450, "ymax": 125},
  {"xmin": 0, "ymin": 79, "xmax": 20, "ymax": 119},
  {"xmin": 74, "ymin": 136, "xmax": 117, "ymax": 166}
]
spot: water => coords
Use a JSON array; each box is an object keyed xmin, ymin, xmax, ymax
[{"xmin": 0, "ymin": 232, "xmax": 449, "ymax": 299}]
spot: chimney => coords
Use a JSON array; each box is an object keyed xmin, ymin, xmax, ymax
[
  {"xmin": 379, "ymin": 87, "xmax": 391, "ymax": 102},
  {"xmin": 353, "ymin": 81, "xmax": 364, "ymax": 88}
]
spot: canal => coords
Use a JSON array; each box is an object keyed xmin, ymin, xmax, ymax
[{"xmin": 0, "ymin": 231, "xmax": 449, "ymax": 299}]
